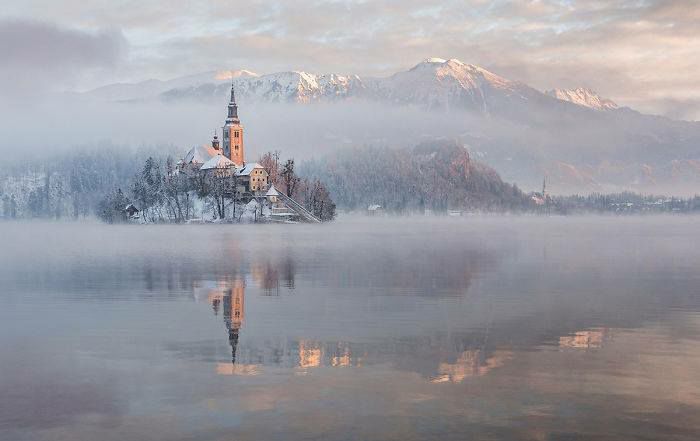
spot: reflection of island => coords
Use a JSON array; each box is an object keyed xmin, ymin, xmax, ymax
[
  {"xmin": 190, "ymin": 253, "xmax": 613, "ymax": 383},
  {"xmin": 192, "ymin": 263, "xmax": 517, "ymax": 380}
]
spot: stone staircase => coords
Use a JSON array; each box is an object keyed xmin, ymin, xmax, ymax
[{"xmin": 276, "ymin": 193, "xmax": 321, "ymax": 223}]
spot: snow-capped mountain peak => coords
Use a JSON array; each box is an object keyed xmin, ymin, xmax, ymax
[
  {"xmin": 546, "ymin": 87, "xmax": 618, "ymax": 111},
  {"xmin": 84, "ymin": 59, "xmax": 620, "ymax": 116},
  {"xmin": 366, "ymin": 57, "xmax": 525, "ymax": 111},
  {"xmin": 402, "ymin": 58, "xmax": 518, "ymax": 92}
]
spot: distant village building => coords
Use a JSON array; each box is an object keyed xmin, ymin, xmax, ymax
[
  {"xmin": 180, "ymin": 83, "xmax": 268, "ymax": 196},
  {"xmin": 367, "ymin": 204, "xmax": 383, "ymax": 216}
]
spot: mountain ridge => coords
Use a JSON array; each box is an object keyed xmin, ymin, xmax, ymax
[{"xmin": 82, "ymin": 58, "xmax": 613, "ymax": 114}]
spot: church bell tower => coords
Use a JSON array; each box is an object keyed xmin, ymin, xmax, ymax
[{"xmin": 223, "ymin": 83, "xmax": 245, "ymax": 166}]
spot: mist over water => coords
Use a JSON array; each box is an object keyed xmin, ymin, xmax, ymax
[
  {"xmin": 3, "ymin": 88, "xmax": 700, "ymax": 195},
  {"xmin": 1, "ymin": 216, "xmax": 700, "ymax": 440}
]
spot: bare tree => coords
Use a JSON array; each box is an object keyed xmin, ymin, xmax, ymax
[
  {"xmin": 281, "ymin": 159, "xmax": 300, "ymax": 198},
  {"xmin": 259, "ymin": 150, "xmax": 281, "ymax": 185},
  {"xmin": 196, "ymin": 165, "xmax": 239, "ymax": 220}
]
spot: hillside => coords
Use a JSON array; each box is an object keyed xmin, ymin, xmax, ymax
[{"xmin": 299, "ymin": 139, "xmax": 530, "ymax": 213}]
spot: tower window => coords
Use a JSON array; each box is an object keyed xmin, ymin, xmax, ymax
[{"xmin": 234, "ymin": 132, "xmax": 239, "ymax": 138}]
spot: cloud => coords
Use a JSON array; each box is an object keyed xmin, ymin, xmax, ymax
[
  {"xmin": 1, "ymin": 1, "xmax": 699, "ymax": 118},
  {"xmin": 0, "ymin": 19, "xmax": 126, "ymax": 97}
]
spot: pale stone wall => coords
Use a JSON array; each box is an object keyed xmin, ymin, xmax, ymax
[{"xmin": 249, "ymin": 166, "xmax": 269, "ymax": 192}]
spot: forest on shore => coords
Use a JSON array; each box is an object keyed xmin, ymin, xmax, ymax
[{"xmin": 1, "ymin": 139, "xmax": 699, "ymax": 221}]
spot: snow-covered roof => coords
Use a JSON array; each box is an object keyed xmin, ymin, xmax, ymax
[
  {"xmin": 265, "ymin": 184, "xmax": 280, "ymax": 196},
  {"xmin": 183, "ymin": 145, "xmax": 220, "ymax": 164},
  {"xmin": 200, "ymin": 154, "xmax": 235, "ymax": 170},
  {"xmin": 236, "ymin": 162, "xmax": 264, "ymax": 176}
]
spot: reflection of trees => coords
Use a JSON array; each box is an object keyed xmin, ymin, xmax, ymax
[
  {"xmin": 317, "ymin": 248, "xmax": 498, "ymax": 296},
  {"xmin": 250, "ymin": 254, "xmax": 296, "ymax": 294}
]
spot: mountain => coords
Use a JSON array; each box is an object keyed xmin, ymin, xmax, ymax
[
  {"xmin": 154, "ymin": 58, "xmax": 544, "ymax": 114},
  {"xmin": 81, "ymin": 58, "xmax": 700, "ymax": 195},
  {"xmin": 160, "ymin": 71, "xmax": 364, "ymax": 103},
  {"xmin": 84, "ymin": 70, "xmax": 257, "ymax": 102},
  {"xmin": 363, "ymin": 58, "xmax": 534, "ymax": 112},
  {"xmin": 545, "ymin": 88, "xmax": 619, "ymax": 111}
]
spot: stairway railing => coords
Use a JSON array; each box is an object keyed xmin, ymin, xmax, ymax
[{"xmin": 276, "ymin": 192, "xmax": 321, "ymax": 223}]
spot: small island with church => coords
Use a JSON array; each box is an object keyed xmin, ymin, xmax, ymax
[{"xmin": 98, "ymin": 83, "xmax": 336, "ymax": 224}]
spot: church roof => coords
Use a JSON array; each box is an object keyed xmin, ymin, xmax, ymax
[
  {"xmin": 184, "ymin": 145, "xmax": 220, "ymax": 165},
  {"xmin": 236, "ymin": 162, "xmax": 263, "ymax": 176},
  {"xmin": 200, "ymin": 154, "xmax": 235, "ymax": 170}
]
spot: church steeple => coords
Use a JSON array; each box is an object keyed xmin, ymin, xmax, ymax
[
  {"xmin": 226, "ymin": 82, "xmax": 239, "ymax": 124},
  {"xmin": 222, "ymin": 79, "xmax": 244, "ymax": 166}
]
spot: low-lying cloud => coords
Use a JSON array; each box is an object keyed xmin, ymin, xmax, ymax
[{"xmin": 0, "ymin": 19, "xmax": 126, "ymax": 98}]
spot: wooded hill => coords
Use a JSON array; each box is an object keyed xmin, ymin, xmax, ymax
[{"xmin": 299, "ymin": 140, "xmax": 532, "ymax": 213}]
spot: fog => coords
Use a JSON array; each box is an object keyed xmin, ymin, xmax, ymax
[{"xmin": 2, "ymin": 88, "xmax": 700, "ymax": 196}]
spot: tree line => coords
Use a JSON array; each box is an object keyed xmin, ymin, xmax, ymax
[
  {"xmin": 0, "ymin": 145, "xmax": 164, "ymax": 220},
  {"xmin": 298, "ymin": 139, "xmax": 532, "ymax": 213},
  {"xmin": 549, "ymin": 192, "xmax": 700, "ymax": 214}
]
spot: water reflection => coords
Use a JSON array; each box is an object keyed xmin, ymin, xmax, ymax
[
  {"xmin": 559, "ymin": 328, "xmax": 610, "ymax": 350},
  {"xmin": 193, "ymin": 256, "xmax": 519, "ymax": 383},
  {"xmin": 432, "ymin": 349, "xmax": 513, "ymax": 383},
  {"xmin": 3, "ymin": 218, "xmax": 700, "ymax": 440},
  {"xmin": 188, "ymin": 249, "xmax": 637, "ymax": 390}
]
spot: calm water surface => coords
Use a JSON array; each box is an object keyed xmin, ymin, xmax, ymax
[{"xmin": 1, "ymin": 216, "xmax": 700, "ymax": 441}]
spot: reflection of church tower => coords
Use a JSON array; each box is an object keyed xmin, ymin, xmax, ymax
[
  {"xmin": 222, "ymin": 83, "xmax": 245, "ymax": 166},
  {"xmin": 223, "ymin": 278, "xmax": 245, "ymax": 363}
]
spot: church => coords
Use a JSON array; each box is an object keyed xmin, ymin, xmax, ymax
[{"xmin": 180, "ymin": 83, "xmax": 269, "ymax": 195}]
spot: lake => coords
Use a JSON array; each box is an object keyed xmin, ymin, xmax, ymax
[{"xmin": 1, "ymin": 216, "xmax": 700, "ymax": 441}]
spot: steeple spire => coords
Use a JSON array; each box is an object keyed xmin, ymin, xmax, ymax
[
  {"xmin": 227, "ymin": 80, "xmax": 239, "ymax": 123},
  {"xmin": 222, "ymin": 74, "xmax": 244, "ymax": 166},
  {"xmin": 231, "ymin": 81, "xmax": 240, "ymax": 123}
]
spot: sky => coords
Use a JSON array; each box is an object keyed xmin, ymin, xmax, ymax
[{"xmin": 1, "ymin": 0, "xmax": 699, "ymax": 119}]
